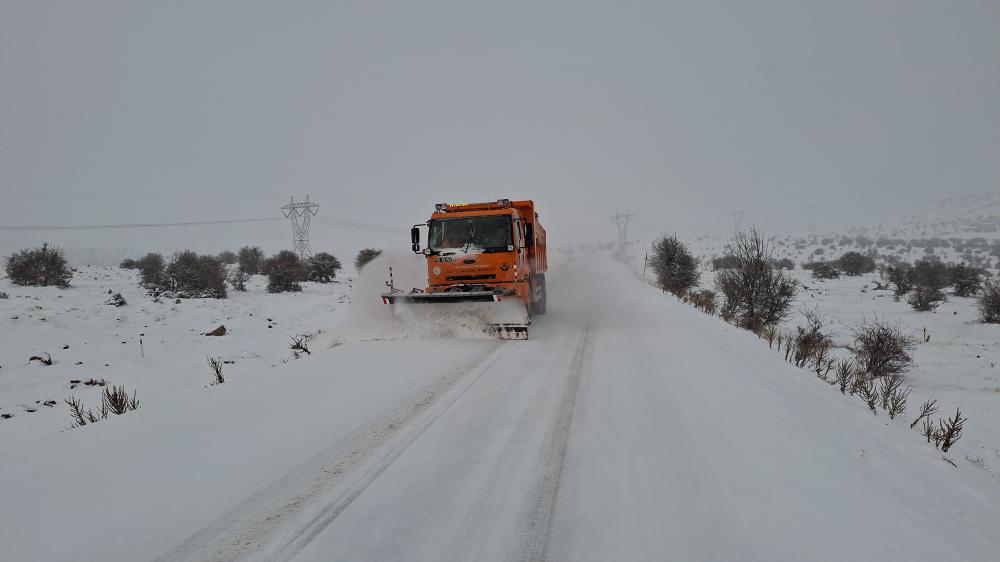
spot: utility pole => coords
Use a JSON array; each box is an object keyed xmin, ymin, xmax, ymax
[
  {"xmin": 805, "ymin": 205, "xmax": 817, "ymax": 233},
  {"xmin": 282, "ymin": 195, "xmax": 319, "ymax": 258},
  {"xmin": 730, "ymin": 210, "xmax": 745, "ymax": 233},
  {"xmin": 611, "ymin": 210, "xmax": 636, "ymax": 247}
]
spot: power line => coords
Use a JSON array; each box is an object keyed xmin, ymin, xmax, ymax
[
  {"xmin": 312, "ymin": 216, "xmax": 407, "ymax": 233},
  {"xmin": 0, "ymin": 213, "xmax": 408, "ymax": 234},
  {"xmin": 0, "ymin": 217, "xmax": 283, "ymax": 231}
]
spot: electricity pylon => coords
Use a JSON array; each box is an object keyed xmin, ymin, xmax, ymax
[{"xmin": 282, "ymin": 195, "xmax": 319, "ymax": 258}]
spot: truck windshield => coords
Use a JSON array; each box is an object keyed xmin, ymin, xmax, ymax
[{"xmin": 428, "ymin": 216, "xmax": 512, "ymax": 253}]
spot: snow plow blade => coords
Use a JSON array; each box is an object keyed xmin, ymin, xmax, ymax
[{"xmin": 381, "ymin": 291, "xmax": 530, "ymax": 340}]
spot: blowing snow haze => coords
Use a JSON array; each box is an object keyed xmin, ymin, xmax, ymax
[
  {"xmin": 5, "ymin": 3, "xmax": 1000, "ymax": 561},
  {"xmin": 2, "ymin": 0, "xmax": 999, "ymax": 252}
]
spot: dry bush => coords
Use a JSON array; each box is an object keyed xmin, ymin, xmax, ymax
[
  {"xmin": 835, "ymin": 359, "xmax": 857, "ymax": 394},
  {"xmin": 208, "ymin": 356, "xmax": 225, "ymax": 385},
  {"xmin": 911, "ymin": 260, "xmax": 951, "ymax": 291},
  {"xmin": 850, "ymin": 318, "xmax": 915, "ymax": 377},
  {"xmin": 307, "ymin": 252, "xmax": 342, "ymax": 283},
  {"xmin": 793, "ymin": 308, "xmax": 830, "ymax": 368},
  {"xmin": 290, "ymin": 335, "xmax": 311, "ymax": 356},
  {"xmin": 979, "ymin": 282, "xmax": 1000, "ymax": 324},
  {"xmin": 136, "ymin": 253, "xmax": 166, "ymax": 287},
  {"xmin": 838, "ymin": 251, "xmax": 876, "ymax": 276},
  {"xmin": 103, "ymin": 385, "xmax": 139, "ymax": 415},
  {"xmin": 65, "ymin": 395, "xmax": 99, "ymax": 427},
  {"xmin": 650, "ymin": 235, "xmax": 699, "ymax": 296},
  {"xmin": 910, "ymin": 399, "xmax": 938, "ymax": 429},
  {"xmin": 355, "ymin": 248, "xmax": 383, "ymax": 271},
  {"xmin": 165, "ymin": 251, "xmax": 227, "ymax": 298},
  {"xmin": 949, "ymin": 264, "xmax": 983, "ymax": 297},
  {"xmin": 238, "ymin": 246, "xmax": 265, "ymax": 275},
  {"xmin": 65, "ymin": 386, "xmax": 139, "ymax": 428},
  {"xmin": 935, "ymin": 408, "xmax": 967, "ymax": 452},
  {"xmin": 5, "ymin": 243, "xmax": 72, "ymax": 287},
  {"xmin": 228, "ymin": 266, "xmax": 250, "ymax": 292},
  {"xmin": 884, "ymin": 263, "xmax": 914, "ymax": 298},
  {"xmin": 878, "ymin": 377, "xmax": 911, "ymax": 419},
  {"xmin": 217, "ymin": 250, "xmax": 238, "ymax": 265},
  {"xmin": 265, "ymin": 250, "xmax": 305, "ymax": 293},
  {"xmin": 855, "ymin": 374, "xmax": 879, "ymax": 413},
  {"xmin": 810, "ymin": 262, "xmax": 841, "ymax": 280},
  {"xmin": 908, "ymin": 285, "xmax": 945, "ymax": 312},
  {"xmin": 715, "ymin": 228, "xmax": 797, "ymax": 332},
  {"xmin": 688, "ymin": 289, "xmax": 717, "ymax": 315}
]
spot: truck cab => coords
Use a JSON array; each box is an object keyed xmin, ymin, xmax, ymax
[{"xmin": 416, "ymin": 200, "xmax": 545, "ymax": 310}]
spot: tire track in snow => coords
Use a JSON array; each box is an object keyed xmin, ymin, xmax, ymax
[
  {"xmin": 157, "ymin": 340, "xmax": 507, "ymax": 562},
  {"xmin": 440, "ymin": 331, "xmax": 581, "ymax": 561},
  {"xmin": 508, "ymin": 327, "xmax": 591, "ymax": 562},
  {"xmin": 259, "ymin": 339, "xmax": 513, "ymax": 562}
]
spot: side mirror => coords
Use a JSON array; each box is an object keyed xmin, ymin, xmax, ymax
[
  {"xmin": 523, "ymin": 223, "xmax": 534, "ymax": 248},
  {"xmin": 411, "ymin": 226, "xmax": 421, "ymax": 253}
]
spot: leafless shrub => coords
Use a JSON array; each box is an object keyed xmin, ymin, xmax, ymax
[
  {"xmin": 265, "ymin": 250, "xmax": 305, "ymax": 293},
  {"xmin": 103, "ymin": 385, "xmax": 139, "ymax": 415},
  {"xmin": 5, "ymin": 243, "xmax": 72, "ymax": 287},
  {"xmin": 922, "ymin": 418, "xmax": 937, "ymax": 444},
  {"xmin": 937, "ymin": 408, "xmax": 966, "ymax": 453},
  {"xmin": 65, "ymin": 386, "xmax": 139, "ymax": 428},
  {"xmin": 65, "ymin": 395, "xmax": 98, "ymax": 427},
  {"xmin": 813, "ymin": 347, "xmax": 836, "ymax": 381},
  {"xmin": 650, "ymin": 235, "xmax": 700, "ymax": 296},
  {"xmin": 290, "ymin": 335, "xmax": 311, "ymax": 356},
  {"xmin": 238, "ymin": 246, "xmax": 265, "ymax": 275},
  {"xmin": 228, "ymin": 266, "xmax": 250, "ymax": 292},
  {"xmin": 835, "ymin": 359, "xmax": 856, "ymax": 394},
  {"xmin": 912, "ymin": 259, "xmax": 951, "ymax": 291},
  {"xmin": 838, "ymin": 251, "xmax": 876, "ymax": 276},
  {"xmin": 884, "ymin": 263, "xmax": 913, "ymax": 298},
  {"xmin": 355, "ymin": 248, "xmax": 383, "ymax": 271},
  {"xmin": 208, "ymin": 356, "xmax": 225, "ymax": 385},
  {"xmin": 850, "ymin": 318, "xmax": 915, "ymax": 377},
  {"xmin": 715, "ymin": 228, "xmax": 797, "ymax": 332},
  {"xmin": 910, "ymin": 399, "xmax": 938, "ymax": 429},
  {"xmin": 306, "ymin": 252, "xmax": 342, "ymax": 283},
  {"xmin": 908, "ymin": 285, "xmax": 945, "ymax": 312},
  {"xmin": 761, "ymin": 326, "xmax": 778, "ymax": 348},
  {"xmin": 980, "ymin": 282, "xmax": 1000, "ymax": 324},
  {"xmin": 810, "ymin": 262, "xmax": 840, "ymax": 280},
  {"xmin": 949, "ymin": 264, "xmax": 983, "ymax": 297},
  {"xmin": 688, "ymin": 289, "xmax": 717, "ymax": 315},
  {"xmin": 856, "ymin": 374, "xmax": 879, "ymax": 413},
  {"xmin": 878, "ymin": 377, "xmax": 911, "ymax": 419},
  {"xmin": 793, "ymin": 308, "xmax": 830, "ymax": 368},
  {"xmin": 782, "ymin": 333, "xmax": 795, "ymax": 362}
]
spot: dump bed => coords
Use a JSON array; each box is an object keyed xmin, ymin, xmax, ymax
[{"xmin": 512, "ymin": 200, "xmax": 546, "ymax": 274}]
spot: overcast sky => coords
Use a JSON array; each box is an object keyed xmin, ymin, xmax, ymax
[{"xmin": 2, "ymin": 0, "xmax": 998, "ymax": 242}]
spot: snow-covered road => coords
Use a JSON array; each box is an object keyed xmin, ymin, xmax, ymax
[{"xmin": 3, "ymin": 258, "xmax": 999, "ymax": 561}]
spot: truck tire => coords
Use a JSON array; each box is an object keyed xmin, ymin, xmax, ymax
[{"xmin": 531, "ymin": 274, "xmax": 547, "ymax": 315}]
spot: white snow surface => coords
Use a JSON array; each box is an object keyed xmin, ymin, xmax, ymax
[{"xmin": 2, "ymin": 253, "xmax": 1000, "ymax": 561}]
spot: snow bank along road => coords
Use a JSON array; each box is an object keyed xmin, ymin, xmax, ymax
[{"xmin": 2, "ymin": 259, "xmax": 999, "ymax": 562}]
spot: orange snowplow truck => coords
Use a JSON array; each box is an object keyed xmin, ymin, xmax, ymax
[{"xmin": 382, "ymin": 199, "xmax": 547, "ymax": 339}]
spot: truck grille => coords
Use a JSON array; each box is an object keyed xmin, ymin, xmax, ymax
[{"xmin": 446, "ymin": 274, "xmax": 497, "ymax": 281}]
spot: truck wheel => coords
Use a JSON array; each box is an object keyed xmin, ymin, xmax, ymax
[{"xmin": 531, "ymin": 274, "xmax": 547, "ymax": 315}]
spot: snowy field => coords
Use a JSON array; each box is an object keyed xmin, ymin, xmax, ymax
[
  {"xmin": 0, "ymin": 267, "xmax": 352, "ymax": 451},
  {"xmin": 2, "ymin": 247, "xmax": 999, "ymax": 561}
]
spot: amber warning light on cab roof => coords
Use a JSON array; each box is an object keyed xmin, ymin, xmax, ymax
[{"xmin": 435, "ymin": 199, "xmax": 512, "ymax": 212}]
